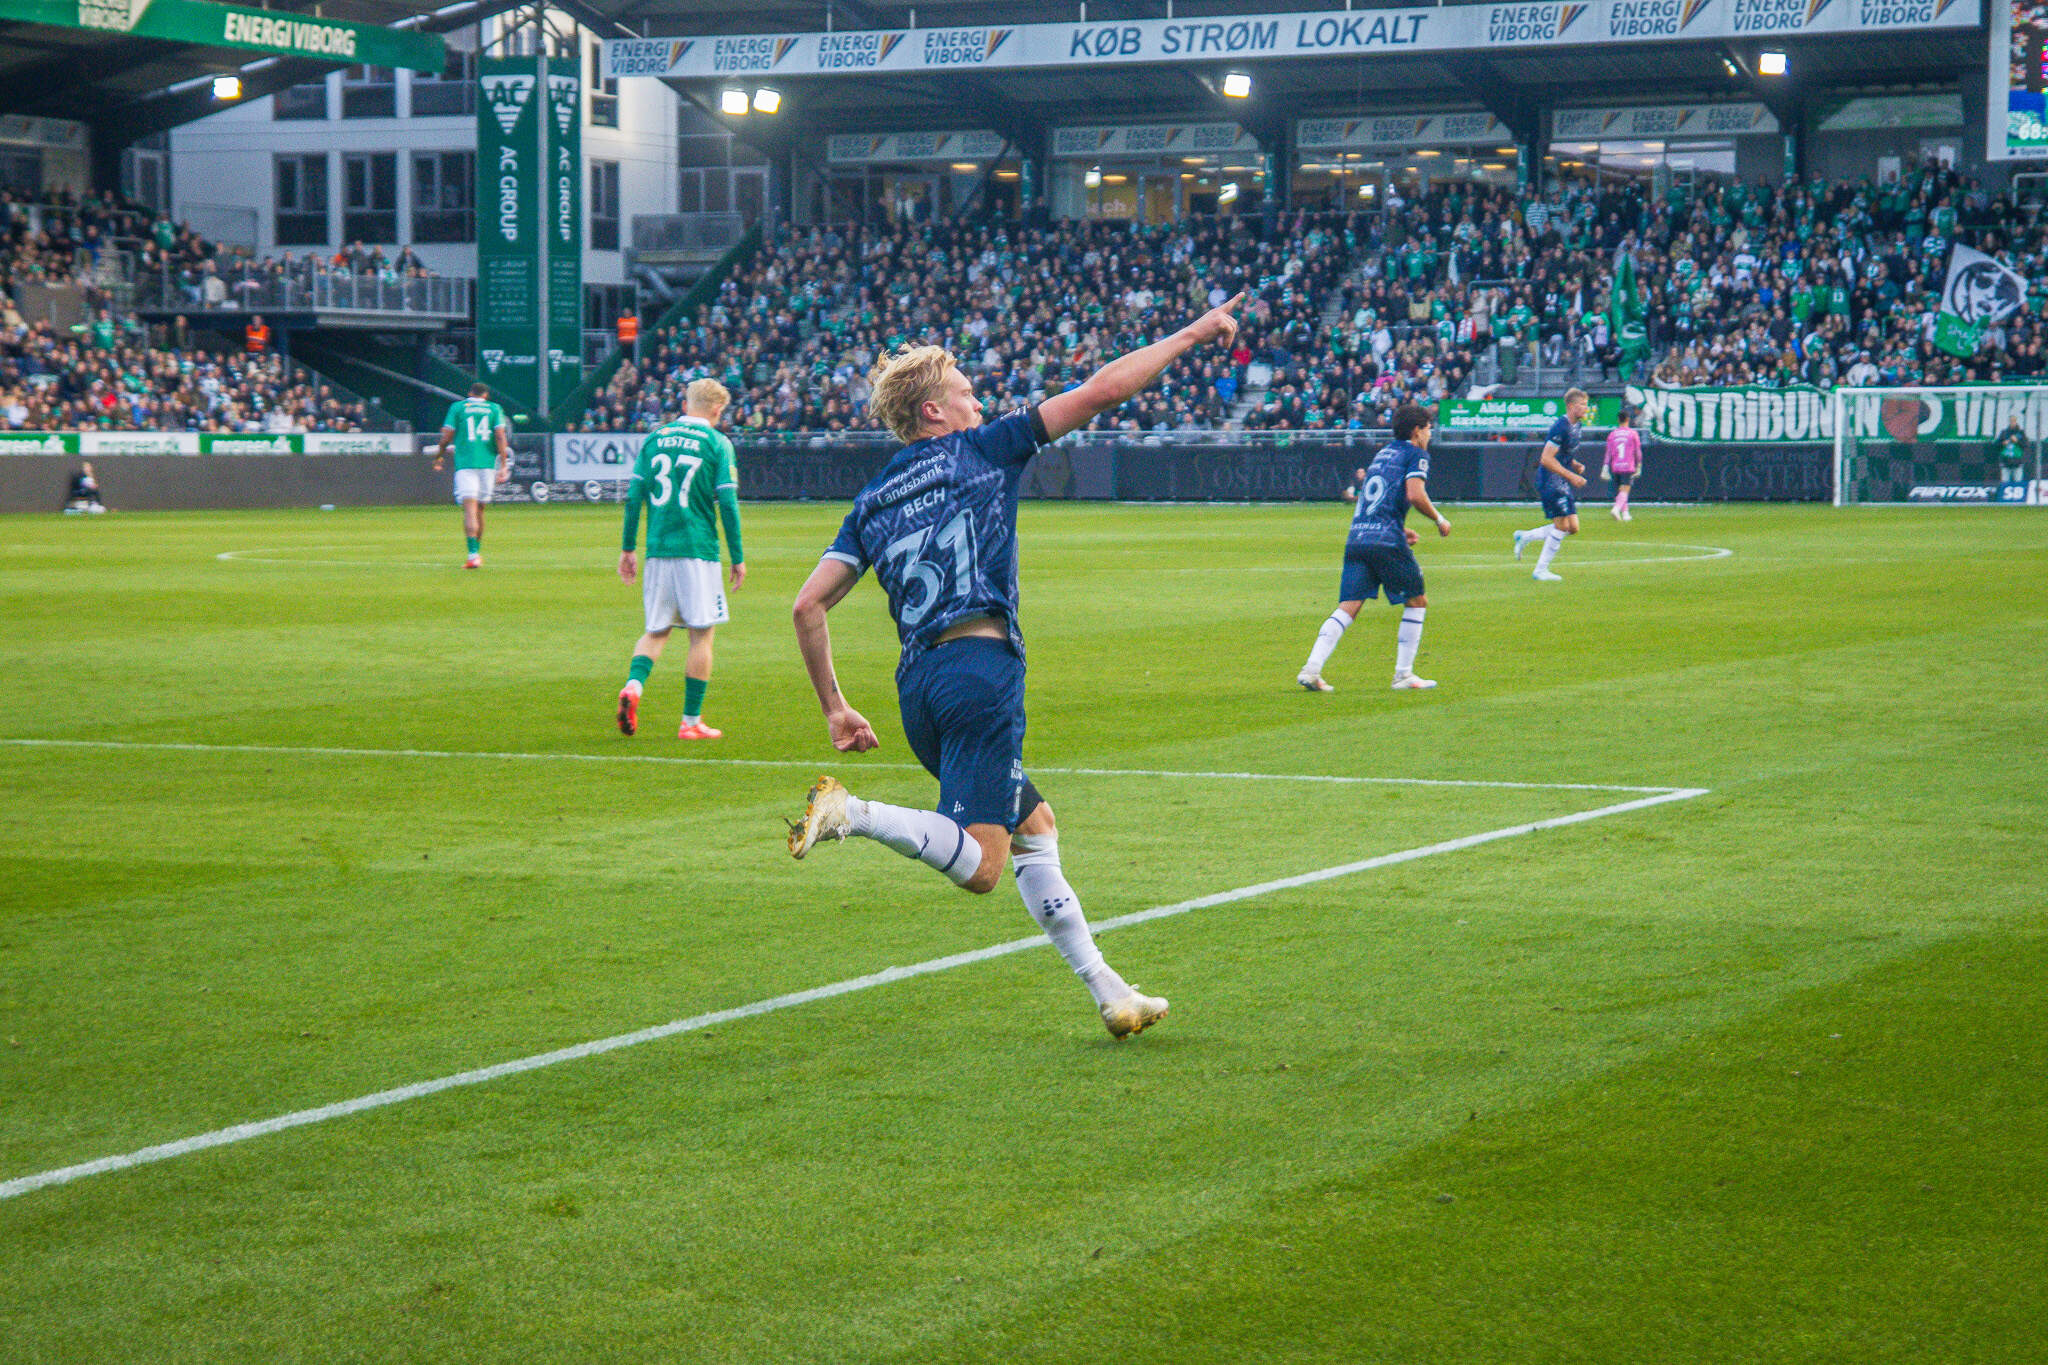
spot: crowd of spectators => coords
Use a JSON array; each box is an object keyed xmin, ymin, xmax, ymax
[
  {"xmin": 2, "ymin": 192, "xmax": 378, "ymax": 432},
  {"xmin": 583, "ymin": 158, "xmax": 2048, "ymax": 436},
  {"xmin": 135, "ymin": 240, "xmax": 439, "ymax": 311},
  {"xmin": 583, "ymin": 213, "xmax": 1359, "ymax": 435},
  {"xmin": 1629, "ymin": 162, "xmax": 2044, "ymax": 389},
  {"xmin": 0, "ymin": 314, "xmax": 376, "ymax": 431}
]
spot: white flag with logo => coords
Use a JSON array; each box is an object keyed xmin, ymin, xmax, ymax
[{"xmin": 1936, "ymin": 245, "xmax": 2027, "ymax": 357}]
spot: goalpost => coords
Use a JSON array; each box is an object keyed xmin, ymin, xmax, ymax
[{"xmin": 1831, "ymin": 386, "xmax": 2048, "ymax": 506}]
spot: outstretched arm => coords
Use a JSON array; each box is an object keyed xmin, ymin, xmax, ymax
[
  {"xmin": 1038, "ymin": 293, "xmax": 1243, "ymax": 441},
  {"xmin": 793, "ymin": 558, "xmax": 878, "ymax": 752}
]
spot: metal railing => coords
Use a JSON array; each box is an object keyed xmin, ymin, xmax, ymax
[
  {"xmin": 715, "ymin": 428, "xmax": 1396, "ymax": 449},
  {"xmin": 132, "ymin": 266, "xmax": 471, "ymax": 319}
]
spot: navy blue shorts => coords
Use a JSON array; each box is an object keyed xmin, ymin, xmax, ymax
[
  {"xmin": 898, "ymin": 637, "xmax": 1030, "ymax": 830},
  {"xmin": 1339, "ymin": 541, "xmax": 1425, "ymax": 606},
  {"xmin": 1540, "ymin": 484, "xmax": 1578, "ymax": 519}
]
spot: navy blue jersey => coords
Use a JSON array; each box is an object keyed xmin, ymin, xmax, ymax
[
  {"xmin": 1538, "ymin": 414, "xmax": 1579, "ymax": 495},
  {"xmin": 1346, "ymin": 439, "xmax": 1431, "ymax": 547},
  {"xmin": 824, "ymin": 407, "xmax": 1048, "ymax": 678}
]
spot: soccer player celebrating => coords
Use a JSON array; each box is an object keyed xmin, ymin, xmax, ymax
[
  {"xmin": 783, "ymin": 294, "xmax": 1244, "ymax": 1040},
  {"xmin": 1512, "ymin": 387, "xmax": 1590, "ymax": 582},
  {"xmin": 433, "ymin": 383, "xmax": 510, "ymax": 568},
  {"xmin": 1604, "ymin": 405, "xmax": 1642, "ymax": 521},
  {"xmin": 616, "ymin": 379, "xmax": 746, "ymax": 740},
  {"xmin": 1296, "ymin": 403, "xmax": 1450, "ymax": 693}
]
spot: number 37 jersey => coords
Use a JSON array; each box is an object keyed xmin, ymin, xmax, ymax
[
  {"xmin": 625, "ymin": 415, "xmax": 739, "ymax": 562},
  {"xmin": 823, "ymin": 407, "xmax": 1049, "ymax": 678},
  {"xmin": 1347, "ymin": 438, "xmax": 1431, "ymax": 548}
]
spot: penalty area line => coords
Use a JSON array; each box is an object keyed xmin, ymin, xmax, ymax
[
  {"xmin": 0, "ymin": 738, "xmax": 1689, "ymax": 795},
  {"xmin": 0, "ymin": 785, "xmax": 1707, "ymax": 1203}
]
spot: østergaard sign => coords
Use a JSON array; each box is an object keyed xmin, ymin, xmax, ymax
[
  {"xmin": 0, "ymin": 0, "xmax": 445, "ymax": 72},
  {"xmin": 603, "ymin": 0, "xmax": 1973, "ymax": 79}
]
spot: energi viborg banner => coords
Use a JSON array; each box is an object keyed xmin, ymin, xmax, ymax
[
  {"xmin": 606, "ymin": 0, "xmax": 1974, "ymax": 80},
  {"xmin": 0, "ymin": 0, "xmax": 444, "ymax": 71}
]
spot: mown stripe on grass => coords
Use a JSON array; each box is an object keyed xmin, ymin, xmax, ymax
[
  {"xmin": 0, "ymin": 786, "xmax": 1705, "ymax": 1202},
  {"xmin": 0, "ymin": 739, "xmax": 1690, "ymax": 794}
]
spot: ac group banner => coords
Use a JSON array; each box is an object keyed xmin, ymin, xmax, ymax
[
  {"xmin": 607, "ymin": 0, "xmax": 1975, "ymax": 80},
  {"xmin": 0, "ymin": 431, "xmax": 414, "ymax": 455}
]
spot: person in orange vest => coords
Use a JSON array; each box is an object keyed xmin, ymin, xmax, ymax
[
  {"xmin": 617, "ymin": 311, "xmax": 640, "ymax": 363},
  {"xmin": 244, "ymin": 315, "xmax": 270, "ymax": 354}
]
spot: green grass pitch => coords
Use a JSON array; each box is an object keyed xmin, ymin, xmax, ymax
[{"xmin": 1, "ymin": 499, "xmax": 2043, "ymax": 1363}]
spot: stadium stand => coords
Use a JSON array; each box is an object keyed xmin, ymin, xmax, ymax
[
  {"xmin": 576, "ymin": 157, "xmax": 2037, "ymax": 434},
  {"xmin": 2, "ymin": 192, "xmax": 387, "ymax": 432}
]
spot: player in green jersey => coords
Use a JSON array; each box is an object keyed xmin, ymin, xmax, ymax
[
  {"xmin": 617, "ymin": 379, "xmax": 746, "ymax": 740},
  {"xmin": 433, "ymin": 383, "xmax": 511, "ymax": 568}
]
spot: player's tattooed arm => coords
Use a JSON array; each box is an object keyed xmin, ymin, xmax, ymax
[
  {"xmin": 1039, "ymin": 293, "xmax": 1243, "ymax": 440},
  {"xmin": 793, "ymin": 558, "xmax": 878, "ymax": 752}
]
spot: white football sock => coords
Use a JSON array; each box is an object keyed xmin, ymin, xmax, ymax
[
  {"xmin": 1012, "ymin": 833, "xmax": 1129, "ymax": 1006},
  {"xmin": 846, "ymin": 797, "xmax": 983, "ymax": 886},
  {"xmin": 1535, "ymin": 526, "xmax": 1568, "ymax": 571},
  {"xmin": 622, "ymin": 679, "xmax": 643, "ymax": 696},
  {"xmin": 1394, "ymin": 607, "xmax": 1426, "ymax": 676},
  {"xmin": 1519, "ymin": 524, "xmax": 1551, "ymax": 541},
  {"xmin": 1302, "ymin": 607, "xmax": 1354, "ymax": 675}
]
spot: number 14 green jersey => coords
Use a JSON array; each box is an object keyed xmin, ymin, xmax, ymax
[
  {"xmin": 441, "ymin": 398, "xmax": 508, "ymax": 470},
  {"xmin": 623, "ymin": 416, "xmax": 744, "ymax": 564}
]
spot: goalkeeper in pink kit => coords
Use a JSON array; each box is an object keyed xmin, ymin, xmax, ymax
[{"xmin": 1605, "ymin": 407, "xmax": 1643, "ymax": 521}]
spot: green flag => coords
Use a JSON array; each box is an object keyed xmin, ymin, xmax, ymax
[{"xmin": 1609, "ymin": 250, "xmax": 1649, "ymax": 377}]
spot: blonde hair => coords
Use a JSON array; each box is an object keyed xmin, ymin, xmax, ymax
[
  {"xmin": 686, "ymin": 378, "xmax": 731, "ymax": 414},
  {"xmin": 867, "ymin": 344, "xmax": 955, "ymax": 444},
  {"xmin": 1563, "ymin": 387, "xmax": 1589, "ymax": 406}
]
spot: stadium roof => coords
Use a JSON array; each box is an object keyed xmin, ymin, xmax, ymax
[
  {"xmin": 0, "ymin": 0, "xmax": 523, "ymax": 150},
  {"xmin": 571, "ymin": 0, "xmax": 1981, "ymax": 147}
]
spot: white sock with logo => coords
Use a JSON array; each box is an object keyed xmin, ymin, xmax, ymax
[
  {"xmin": 1303, "ymin": 607, "xmax": 1354, "ymax": 675},
  {"xmin": 1536, "ymin": 526, "xmax": 1568, "ymax": 571},
  {"xmin": 845, "ymin": 797, "xmax": 983, "ymax": 886},
  {"xmin": 1012, "ymin": 833, "xmax": 1129, "ymax": 1006},
  {"xmin": 1394, "ymin": 607, "xmax": 1426, "ymax": 676}
]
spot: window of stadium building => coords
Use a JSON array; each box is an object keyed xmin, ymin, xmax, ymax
[
  {"xmin": 410, "ymin": 50, "xmax": 476, "ymax": 118},
  {"xmin": 411, "ymin": 152, "xmax": 474, "ymax": 243},
  {"xmin": 1548, "ymin": 140, "xmax": 1737, "ymax": 190},
  {"xmin": 1292, "ymin": 151, "xmax": 1521, "ymax": 209},
  {"xmin": 275, "ymin": 153, "xmax": 329, "ymax": 247},
  {"xmin": 341, "ymin": 66, "xmax": 397, "ymax": 120},
  {"xmin": 1056, "ymin": 162, "xmax": 1252, "ymax": 223},
  {"xmin": 820, "ymin": 165, "xmax": 1020, "ymax": 226},
  {"xmin": 342, "ymin": 152, "xmax": 398, "ymax": 244},
  {"xmin": 274, "ymin": 79, "xmax": 329, "ymax": 121}
]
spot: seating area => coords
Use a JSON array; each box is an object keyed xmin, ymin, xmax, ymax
[
  {"xmin": 580, "ymin": 158, "xmax": 2041, "ymax": 435},
  {"xmin": 2, "ymin": 192, "xmax": 380, "ymax": 432}
]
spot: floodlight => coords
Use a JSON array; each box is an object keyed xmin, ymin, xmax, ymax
[
  {"xmin": 1218, "ymin": 181, "xmax": 1240, "ymax": 204},
  {"xmin": 752, "ymin": 87, "xmax": 780, "ymax": 113},
  {"xmin": 1221, "ymin": 71, "xmax": 1252, "ymax": 98},
  {"xmin": 1758, "ymin": 50, "xmax": 1786, "ymax": 75},
  {"xmin": 1084, "ymin": 166, "xmax": 1102, "ymax": 188},
  {"xmin": 212, "ymin": 76, "xmax": 242, "ymax": 101},
  {"xmin": 720, "ymin": 89, "xmax": 749, "ymax": 115}
]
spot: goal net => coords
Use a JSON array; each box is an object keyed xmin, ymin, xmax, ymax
[{"xmin": 1831, "ymin": 386, "xmax": 2047, "ymax": 506}]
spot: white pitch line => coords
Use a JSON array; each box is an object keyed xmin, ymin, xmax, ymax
[
  {"xmin": 0, "ymin": 739, "xmax": 1687, "ymax": 795},
  {"xmin": 0, "ymin": 785, "xmax": 1706, "ymax": 1203}
]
